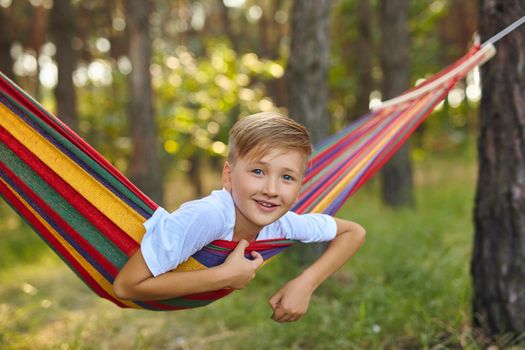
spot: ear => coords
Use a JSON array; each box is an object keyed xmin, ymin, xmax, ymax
[{"xmin": 222, "ymin": 161, "xmax": 232, "ymax": 191}]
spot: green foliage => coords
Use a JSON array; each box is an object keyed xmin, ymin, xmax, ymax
[
  {"xmin": 409, "ymin": 0, "xmax": 450, "ymax": 79},
  {"xmin": 153, "ymin": 40, "xmax": 285, "ymax": 171},
  {"xmin": 330, "ymin": 0, "xmax": 480, "ymax": 147},
  {"xmin": 70, "ymin": 40, "xmax": 285, "ymax": 176},
  {"xmin": 76, "ymin": 71, "xmax": 130, "ymax": 169}
]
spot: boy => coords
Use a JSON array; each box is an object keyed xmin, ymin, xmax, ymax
[{"xmin": 113, "ymin": 112, "xmax": 366, "ymax": 323}]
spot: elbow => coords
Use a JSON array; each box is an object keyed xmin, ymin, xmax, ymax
[
  {"xmin": 113, "ymin": 275, "xmax": 133, "ymax": 300},
  {"xmin": 353, "ymin": 223, "xmax": 366, "ymax": 246}
]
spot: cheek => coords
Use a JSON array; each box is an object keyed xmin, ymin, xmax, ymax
[
  {"xmin": 231, "ymin": 172, "xmax": 253, "ymax": 193},
  {"xmin": 284, "ymin": 184, "xmax": 302, "ymax": 202}
]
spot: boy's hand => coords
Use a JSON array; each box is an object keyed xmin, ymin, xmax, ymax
[
  {"xmin": 269, "ymin": 277, "xmax": 314, "ymax": 323},
  {"xmin": 221, "ymin": 240, "xmax": 264, "ymax": 289}
]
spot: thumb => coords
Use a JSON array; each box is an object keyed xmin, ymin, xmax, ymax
[
  {"xmin": 232, "ymin": 239, "xmax": 249, "ymax": 255},
  {"xmin": 251, "ymin": 251, "xmax": 264, "ymax": 268}
]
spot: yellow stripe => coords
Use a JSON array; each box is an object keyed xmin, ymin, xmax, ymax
[
  {"xmin": 0, "ymin": 176, "xmax": 141, "ymax": 309},
  {"xmin": 174, "ymin": 257, "xmax": 207, "ymax": 272},
  {"xmin": 175, "ymin": 251, "xmax": 275, "ymax": 272},
  {"xmin": 0, "ymin": 103, "xmax": 145, "ymax": 243},
  {"xmin": 311, "ymin": 94, "xmax": 434, "ymax": 213}
]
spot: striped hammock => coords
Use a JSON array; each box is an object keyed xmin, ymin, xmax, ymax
[{"xmin": 0, "ymin": 43, "xmax": 495, "ymax": 311}]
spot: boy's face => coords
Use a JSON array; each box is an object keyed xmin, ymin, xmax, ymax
[{"xmin": 223, "ymin": 148, "xmax": 306, "ymax": 237}]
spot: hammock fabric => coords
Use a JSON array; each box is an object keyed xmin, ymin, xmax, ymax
[{"xmin": 0, "ymin": 43, "xmax": 495, "ymax": 311}]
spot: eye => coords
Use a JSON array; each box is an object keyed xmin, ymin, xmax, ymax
[
  {"xmin": 251, "ymin": 168, "xmax": 264, "ymax": 175},
  {"xmin": 282, "ymin": 174, "xmax": 295, "ymax": 182}
]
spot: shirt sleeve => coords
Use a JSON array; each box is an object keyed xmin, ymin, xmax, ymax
[
  {"xmin": 140, "ymin": 201, "xmax": 226, "ymax": 277},
  {"xmin": 278, "ymin": 212, "xmax": 337, "ymax": 243}
]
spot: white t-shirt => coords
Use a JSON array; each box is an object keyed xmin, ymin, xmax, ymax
[{"xmin": 141, "ymin": 189, "xmax": 337, "ymax": 276}]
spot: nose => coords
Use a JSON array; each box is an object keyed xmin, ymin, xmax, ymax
[{"xmin": 262, "ymin": 176, "xmax": 278, "ymax": 197}]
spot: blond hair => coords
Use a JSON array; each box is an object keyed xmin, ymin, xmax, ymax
[{"xmin": 227, "ymin": 112, "xmax": 312, "ymax": 164}]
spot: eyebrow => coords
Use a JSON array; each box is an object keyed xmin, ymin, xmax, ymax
[{"xmin": 252, "ymin": 160, "xmax": 301, "ymax": 175}]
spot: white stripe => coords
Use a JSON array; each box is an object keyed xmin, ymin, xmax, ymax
[{"xmin": 372, "ymin": 44, "xmax": 496, "ymax": 111}]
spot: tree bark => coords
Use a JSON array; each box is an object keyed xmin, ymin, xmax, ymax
[
  {"xmin": 286, "ymin": 0, "xmax": 331, "ymax": 145},
  {"xmin": 218, "ymin": 1, "xmax": 239, "ymax": 53},
  {"xmin": 124, "ymin": 0, "xmax": 163, "ymax": 204},
  {"xmin": 0, "ymin": 7, "xmax": 15, "ymax": 80},
  {"xmin": 50, "ymin": 0, "xmax": 78, "ymax": 131},
  {"xmin": 353, "ymin": 0, "xmax": 374, "ymax": 120},
  {"xmin": 379, "ymin": 0, "xmax": 414, "ymax": 208},
  {"xmin": 188, "ymin": 153, "xmax": 203, "ymax": 198},
  {"xmin": 286, "ymin": 0, "xmax": 331, "ymax": 261},
  {"xmin": 472, "ymin": 1, "xmax": 525, "ymax": 337},
  {"xmin": 29, "ymin": 4, "xmax": 48, "ymax": 100}
]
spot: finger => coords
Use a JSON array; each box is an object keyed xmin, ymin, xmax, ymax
[
  {"xmin": 268, "ymin": 293, "xmax": 282, "ymax": 309},
  {"xmin": 271, "ymin": 307, "xmax": 287, "ymax": 322},
  {"xmin": 287, "ymin": 316, "xmax": 299, "ymax": 323},
  {"xmin": 251, "ymin": 251, "xmax": 264, "ymax": 267},
  {"xmin": 233, "ymin": 239, "xmax": 248, "ymax": 255},
  {"xmin": 274, "ymin": 313, "xmax": 292, "ymax": 323},
  {"xmin": 281, "ymin": 314, "xmax": 295, "ymax": 322},
  {"xmin": 279, "ymin": 309, "xmax": 298, "ymax": 323}
]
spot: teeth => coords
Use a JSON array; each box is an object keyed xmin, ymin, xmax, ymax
[{"xmin": 258, "ymin": 201, "xmax": 273, "ymax": 207}]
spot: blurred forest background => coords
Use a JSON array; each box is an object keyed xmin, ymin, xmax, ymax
[
  {"xmin": 0, "ymin": 0, "xmax": 480, "ymax": 205},
  {"xmin": 0, "ymin": 0, "xmax": 506, "ymax": 349}
]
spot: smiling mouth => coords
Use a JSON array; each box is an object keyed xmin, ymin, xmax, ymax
[{"xmin": 254, "ymin": 199, "xmax": 279, "ymax": 208}]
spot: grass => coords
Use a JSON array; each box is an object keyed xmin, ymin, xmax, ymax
[{"xmin": 0, "ymin": 152, "xmax": 502, "ymax": 349}]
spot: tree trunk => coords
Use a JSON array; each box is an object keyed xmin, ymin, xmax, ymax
[
  {"xmin": 29, "ymin": 4, "xmax": 48, "ymax": 101},
  {"xmin": 50, "ymin": 0, "xmax": 78, "ymax": 131},
  {"xmin": 287, "ymin": 0, "xmax": 331, "ymax": 261},
  {"xmin": 286, "ymin": 0, "xmax": 331, "ymax": 145},
  {"xmin": 124, "ymin": 0, "xmax": 163, "ymax": 204},
  {"xmin": 188, "ymin": 154, "xmax": 203, "ymax": 198},
  {"xmin": 353, "ymin": 0, "xmax": 374, "ymax": 120},
  {"xmin": 218, "ymin": 1, "xmax": 239, "ymax": 53},
  {"xmin": 0, "ymin": 7, "xmax": 15, "ymax": 80},
  {"xmin": 379, "ymin": 0, "xmax": 414, "ymax": 208},
  {"xmin": 472, "ymin": 1, "xmax": 525, "ymax": 337}
]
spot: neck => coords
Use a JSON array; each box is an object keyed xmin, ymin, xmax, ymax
[
  {"xmin": 232, "ymin": 222, "xmax": 260, "ymax": 242},
  {"xmin": 232, "ymin": 207, "xmax": 262, "ymax": 242},
  {"xmin": 232, "ymin": 230, "xmax": 259, "ymax": 242}
]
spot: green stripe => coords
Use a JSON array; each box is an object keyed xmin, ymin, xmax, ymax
[
  {"xmin": 0, "ymin": 143, "xmax": 128, "ymax": 268},
  {"xmin": 0, "ymin": 89, "xmax": 154, "ymax": 216},
  {"xmin": 158, "ymin": 296, "xmax": 220, "ymax": 308},
  {"xmin": 0, "ymin": 187, "xmax": 82, "ymax": 277}
]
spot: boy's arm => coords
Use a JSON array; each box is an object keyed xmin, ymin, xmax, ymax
[
  {"xmin": 269, "ymin": 218, "xmax": 365, "ymax": 322},
  {"xmin": 113, "ymin": 240, "xmax": 263, "ymax": 301}
]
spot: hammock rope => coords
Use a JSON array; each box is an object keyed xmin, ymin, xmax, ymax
[{"xmin": 0, "ymin": 38, "xmax": 500, "ymax": 310}]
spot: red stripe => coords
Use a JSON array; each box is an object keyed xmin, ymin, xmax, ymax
[
  {"xmin": 183, "ymin": 288, "xmax": 234, "ymax": 301},
  {"xmin": 140, "ymin": 300, "xmax": 190, "ymax": 310},
  {"xmin": 209, "ymin": 239, "xmax": 295, "ymax": 252},
  {"xmin": 0, "ymin": 175, "xmax": 189, "ymax": 311},
  {"xmin": 304, "ymin": 112, "xmax": 384, "ymax": 184},
  {"xmin": 295, "ymin": 108, "xmax": 402, "ymax": 213},
  {"xmin": 339, "ymin": 86, "xmax": 453, "ymax": 206},
  {"xmin": 0, "ymin": 76, "xmax": 158, "ymax": 212},
  {"xmin": 388, "ymin": 45, "xmax": 480, "ymax": 99},
  {"xmin": 0, "ymin": 161, "xmax": 121, "ymax": 276},
  {"xmin": 301, "ymin": 110, "xmax": 394, "ymax": 199},
  {"xmin": 0, "ymin": 125, "xmax": 139, "ymax": 255},
  {"xmin": 0, "ymin": 178, "xmax": 130, "ymax": 308},
  {"xmin": 301, "ymin": 46, "xmax": 483, "ymax": 212}
]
